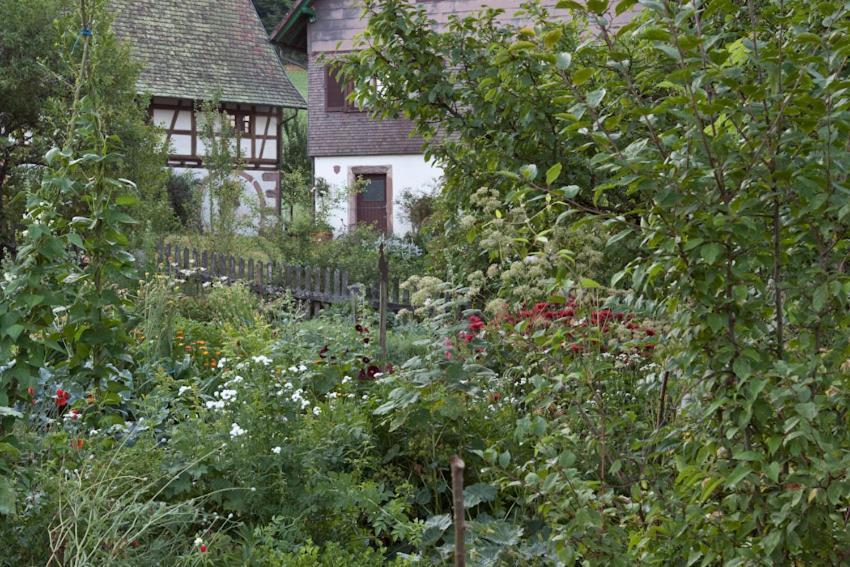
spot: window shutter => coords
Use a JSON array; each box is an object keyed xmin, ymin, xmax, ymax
[{"xmin": 325, "ymin": 66, "xmax": 346, "ymax": 112}]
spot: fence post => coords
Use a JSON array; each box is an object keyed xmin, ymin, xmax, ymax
[
  {"xmin": 379, "ymin": 243, "xmax": 389, "ymax": 360},
  {"xmin": 451, "ymin": 455, "xmax": 466, "ymax": 567}
]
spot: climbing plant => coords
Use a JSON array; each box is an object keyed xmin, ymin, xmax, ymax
[{"xmin": 0, "ymin": 0, "xmax": 139, "ymax": 515}]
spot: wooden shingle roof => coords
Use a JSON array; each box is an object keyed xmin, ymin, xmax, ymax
[{"xmin": 111, "ymin": 0, "xmax": 305, "ymax": 109}]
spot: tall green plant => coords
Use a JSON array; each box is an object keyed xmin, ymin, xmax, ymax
[
  {"xmin": 197, "ymin": 98, "xmax": 244, "ymax": 252},
  {"xmin": 0, "ymin": 0, "xmax": 139, "ymax": 515}
]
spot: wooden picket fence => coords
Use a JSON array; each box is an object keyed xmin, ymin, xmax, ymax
[{"xmin": 154, "ymin": 242, "xmax": 412, "ymax": 312}]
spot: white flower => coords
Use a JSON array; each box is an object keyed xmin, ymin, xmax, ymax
[
  {"xmin": 178, "ymin": 386, "xmax": 192, "ymax": 396},
  {"xmin": 328, "ymin": 392, "xmax": 338, "ymax": 399},
  {"xmin": 206, "ymin": 400, "xmax": 225, "ymax": 410},
  {"xmin": 229, "ymin": 422, "xmax": 245, "ymax": 438},
  {"xmin": 312, "ymin": 406, "xmax": 322, "ymax": 416},
  {"xmin": 194, "ymin": 537, "xmax": 204, "ymax": 547},
  {"xmin": 251, "ymin": 355, "xmax": 272, "ymax": 366},
  {"xmin": 297, "ymin": 364, "xmax": 307, "ymax": 372},
  {"xmin": 283, "ymin": 382, "xmax": 294, "ymax": 390},
  {"xmin": 271, "ymin": 446, "xmax": 282, "ymax": 454},
  {"xmin": 341, "ymin": 376, "xmax": 352, "ymax": 384},
  {"xmin": 217, "ymin": 358, "xmax": 228, "ymax": 369},
  {"xmin": 288, "ymin": 366, "xmax": 298, "ymax": 372},
  {"xmin": 226, "ymin": 375, "xmax": 243, "ymax": 385},
  {"xmin": 220, "ymin": 389, "xmax": 238, "ymax": 401}
]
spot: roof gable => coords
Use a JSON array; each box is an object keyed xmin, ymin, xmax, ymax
[
  {"xmin": 270, "ymin": 0, "xmax": 314, "ymax": 50},
  {"xmin": 111, "ymin": 0, "xmax": 305, "ymax": 108}
]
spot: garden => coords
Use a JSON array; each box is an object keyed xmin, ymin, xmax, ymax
[{"xmin": 3, "ymin": 0, "xmax": 850, "ymax": 565}]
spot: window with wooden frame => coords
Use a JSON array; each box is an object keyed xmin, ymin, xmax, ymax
[{"xmin": 325, "ymin": 65, "xmax": 360, "ymax": 113}]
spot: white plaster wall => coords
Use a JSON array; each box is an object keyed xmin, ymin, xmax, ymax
[
  {"xmin": 314, "ymin": 154, "xmax": 443, "ymax": 236},
  {"xmin": 172, "ymin": 167, "xmax": 278, "ymax": 235}
]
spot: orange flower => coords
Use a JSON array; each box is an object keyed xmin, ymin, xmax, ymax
[
  {"xmin": 72, "ymin": 438, "xmax": 84, "ymax": 450},
  {"xmin": 196, "ymin": 340, "xmax": 206, "ymax": 346},
  {"xmin": 210, "ymin": 359, "xmax": 217, "ymax": 367},
  {"xmin": 184, "ymin": 345, "xmax": 193, "ymax": 352}
]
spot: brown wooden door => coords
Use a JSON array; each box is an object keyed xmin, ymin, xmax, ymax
[{"xmin": 356, "ymin": 174, "xmax": 388, "ymax": 233}]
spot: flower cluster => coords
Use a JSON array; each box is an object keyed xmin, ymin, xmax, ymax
[{"xmin": 55, "ymin": 388, "xmax": 71, "ymax": 408}]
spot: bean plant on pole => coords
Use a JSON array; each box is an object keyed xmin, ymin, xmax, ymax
[{"xmin": 0, "ymin": 0, "xmax": 139, "ymax": 515}]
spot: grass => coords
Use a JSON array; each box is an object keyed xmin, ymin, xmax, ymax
[{"xmin": 285, "ymin": 65, "xmax": 308, "ymax": 99}]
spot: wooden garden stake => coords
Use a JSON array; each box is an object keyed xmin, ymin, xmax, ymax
[
  {"xmin": 451, "ymin": 455, "xmax": 466, "ymax": 567},
  {"xmin": 379, "ymin": 242, "xmax": 389, "ymax": 360}
]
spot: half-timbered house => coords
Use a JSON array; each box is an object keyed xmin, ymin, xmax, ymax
[{"xmin": 111, "ymin": 0, "xmax": 306, "ymax": 225}]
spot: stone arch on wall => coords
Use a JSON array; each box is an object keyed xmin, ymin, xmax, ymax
[{"xmin": 239, "ymin": 171, "xmax": 268, "ymax": 208}]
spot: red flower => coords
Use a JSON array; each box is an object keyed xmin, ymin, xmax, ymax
[
  {"xmin": 569, "ymin": 343, "xmax": 583, "ymax": 353},
  {"xmin": 645, "ymin": 328, "xmax": 657, "ymax": 337},
  {"xmin": 358, "ymin": 365, "xmax": 381, "ymax": 381},
  {"xmin": 200, "ymin": 544, "xmax": 207, "ymax": 553},
  {"xmin": 27, "ymin": 386, "xmax": 35, "ymax": 397},
  {"xmin": 363, "ymin": 337, "xmax": 370, "ymax": 344},
  {"xmin": 55, "ymin": 388, "xmax": 71, "ymax": 408},
  {"xmin": 319, "ymin": 346, "xmax": 329, "ymax": 359},
  {"xmin": 355, "ymin": 324, "xmax": 364, "ymax": 333},
  {"xmin": 130, "ymin": 540, "xmax": 141, "ymax": 548},
  {"xmin": 468, "ymin": 315, "xmax": 485, "ymax": 332}
]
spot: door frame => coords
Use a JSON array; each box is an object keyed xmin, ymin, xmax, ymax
[{"xmin": 347, "ymin": 165, "xmax": 393, "ymax": 234}]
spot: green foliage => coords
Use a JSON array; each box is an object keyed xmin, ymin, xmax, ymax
[
  {"xmin": 251, "ymin": 0, "xmax": 294, "ymax": 33},
  {"xmin": 1, "ymin": 0, "xmax": 140, "ymax": 516},
  {"xmin": 340, "ymin": 0, "xmax": 850, "ymax": 562},
  {"xmin": 197, "ymin": 98, "xmax": 244, "ymax": 251},
  {"xmin": 0, "ymin": 0, "xmax": 62, "ymax": 253}
]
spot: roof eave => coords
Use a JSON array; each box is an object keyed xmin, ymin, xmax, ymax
[{"xmin": 270, "ymin": 0, "xmax": 315, "ymax": 50}]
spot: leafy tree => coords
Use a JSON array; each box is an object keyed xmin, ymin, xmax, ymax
[
  {"xmin": 252, "ymin": 0, "xmax": 294, "ymax": 32},
  {"xmin": 342, "ymin": 0, "xmax": 850, "ymax": 562},
  {"xmin": 337, "ymin": 1, "xmax": 640, "ymax": 285},
  {"xmin": 197, "ymin": 98, "xmax": 245, "ymax": 252},
  {"xmin": 0, "ymin": 0, "xmax": 62, "ymax": 256}
]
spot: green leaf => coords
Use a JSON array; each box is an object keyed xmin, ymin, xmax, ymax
[
  {"xmin": 0, "ymin": 407, "xmax": 22, "ymax": 419},
  {"xmin": 700, "ymin": 243, "xmax": 723, "ymax": 264},
  {"xmin": 732, "ymin": 357, "xmax": 751, "ymax": 379},
  {"xmin": 586, "ymin": 88, "xmax": 607, "ymax": 108},
  {"xmin": 498, "ymin": 451, "xmax": 511, "ymax": 468},
  {"xmin": 587, "ymin": 0, "xmax": 609, "ymax": 14},
  {"xmin": 796, "ymin": 402, "xmax": 817, "ymax": 421},
  {"xmin": 615, "ymin": 0, "xmax": 638, "ymax": 15},
  {"xmin": 733, "ymin": 450, "xmax": 761, "ymax": 462},
  {"xmin": 556, "ymin": 52, "xmax": 572, "ymax": 70},
  {"xmin": 0, "ymin": 476, "xmax": 15, "ymax": 515},
  {"xmin": 546, "ymin": 163, "xmax": 563, "ymax": 185},
  {"xmin": 115, "ymin": 193, "xmax": 140, "ymax": 206},
  {"xmin": 580, "ymin": 277, "xmax": 601, "ymax": 289},
  {"xmin": 4, "ymin": 325, "xmax": 24, "ymax": 341},
  {"xmin": 726, "ymin": 464, "xmax": 751, "ymax": 487},
  {"xmin": 520, "ymin": 164, "xmax": 538, "ymax": 181},
  {"xmin": 464, "ymin": 483, "xmax": 497, "ymax": 507}
]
